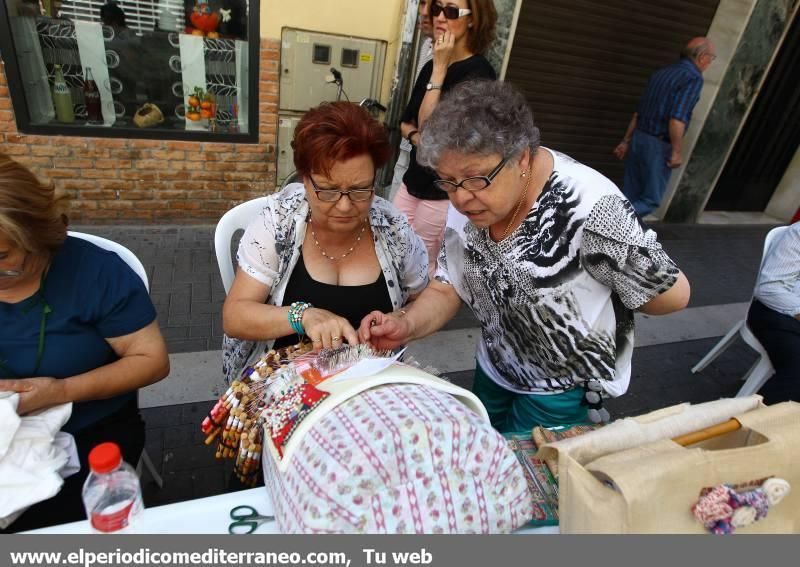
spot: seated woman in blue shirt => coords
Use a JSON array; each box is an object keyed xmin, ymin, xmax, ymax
[{"xmin": 0, "ymin": 153, "xmax": 170, "ymax": 531}]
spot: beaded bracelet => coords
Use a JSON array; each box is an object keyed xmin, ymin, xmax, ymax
[{"xmin": 288, "ymin": 301, "xmax": 312, "ymax": 336}]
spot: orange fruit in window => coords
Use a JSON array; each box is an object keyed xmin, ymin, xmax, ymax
[
  {"xmin": 200, "ymin": 109, "xmax": 212, "ymax": 119},
  {"xmin": 186, "ymin": 111, "xmax": 202, "ymax": 121},
  {"xmin": 188, "ymin": 95, "xmax": 200, "ymax": 108},
  {"xmin": 200, "ymin": 100, "xmax": 212, "ymax": 110}
]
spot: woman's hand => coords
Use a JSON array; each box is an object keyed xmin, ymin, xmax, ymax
[
  {"xmin": 613, "ymin": 141, "xmax": 628, "ymax": 160},
  {"xmin": 0, "ymin": 377, "xmax": 67, "ymax": 415},
  {"xmin": 302, "ymin": 308, "xmax": 360, "ymax": 350},
  {"xmin": 358, "ymin": 310, "xmax": 413, "ymax": 351},
  {"xmin": 431, "ymin": 30, "xmax": 456, "ymax": 73}
]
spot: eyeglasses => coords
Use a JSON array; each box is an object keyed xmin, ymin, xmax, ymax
[
  {"xmin": 308, "ymin": 174, "xmax": 375, "ymax": 202},
  {"xmin": 433, "ymin": 157, "xmax": 508, "ymax": 193},
  {"xmin": 430, "ymin": 3, "xmax": 472, "ymax": 20}
]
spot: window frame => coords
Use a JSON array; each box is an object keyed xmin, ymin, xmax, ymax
[{"xmin": 0, "ymin": 1, "xmax": 260, "ymax": 143}]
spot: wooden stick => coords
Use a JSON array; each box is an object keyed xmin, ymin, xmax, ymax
[
  {"xmin": 204, "ymin": 429, "xmax": 221, "ymax": 445},
  {"xmin": 672, "ymin": 418, "xmax": 741, "ymax": 447}
]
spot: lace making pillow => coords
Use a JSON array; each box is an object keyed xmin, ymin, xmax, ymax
[{"xmin": 262, "ymin": 383, "xmax": 532, "ymax": 533}]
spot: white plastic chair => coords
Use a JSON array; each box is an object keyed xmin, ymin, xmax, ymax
[
  {"xmin": 213, "ymin": 197, "xmax": 270, "ymax": 294},
  {"xmin": 691, "ymin": 226, "xmax": 790, "ymax": 397},
  {"xmin": 67, "ymin": 231, "xmax": 164, "ymax": 489}
]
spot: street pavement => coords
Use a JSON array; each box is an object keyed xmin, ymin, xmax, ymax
[{"xmin": 70, "ymin": 222, "xmax": 776, "ymax": 506}]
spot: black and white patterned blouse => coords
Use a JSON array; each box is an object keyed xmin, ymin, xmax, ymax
[
  {"xmin": 436, "ymin": 149, "xmax": 679, "ymax": 396},
  {"xmin": 222, "ymin": 183, "xmax": 429, "ymax": 382}
]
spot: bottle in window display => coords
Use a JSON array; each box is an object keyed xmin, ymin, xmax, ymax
[
  {"xmin": 83, "ymin": 67, "xmax": 103, "ymax": 124},
  {"xmin": 52, "ymin": 65, "xmax": 75, "ymax": 123}
]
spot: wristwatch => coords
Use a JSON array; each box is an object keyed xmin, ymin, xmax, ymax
[{"xmin": 426, "ymin": 82, "xmax": 442, "ymax": 91}]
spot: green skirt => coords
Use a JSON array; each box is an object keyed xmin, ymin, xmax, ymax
[{"xmin": 472, "ymin": 363, "xmax": 589, "ymax": 433}]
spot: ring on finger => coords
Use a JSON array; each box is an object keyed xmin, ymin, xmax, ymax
[{"xmin": 331, "ymin": 336, "xmax": 341, "ymax": 342}]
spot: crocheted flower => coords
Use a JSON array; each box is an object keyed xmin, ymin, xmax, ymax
[
  {"xmin": 731, "ymin": 505, "xmax": 757, "ymax": 528},
  {"xmin": 762, "ymin": 478, "xmax": 790, "ymax": 506},
  {"xmin": 692, "ymin": 485, "xmax": 733, "ymax": 524},
  {"xmin": 693, "ymin": 478, "xmax": 791, "ymax": 534}
]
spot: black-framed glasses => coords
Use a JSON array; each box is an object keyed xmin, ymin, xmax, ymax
[
  {"xmin": 431, "ymin": 2, "xmax": 472, "ymax": 20},
  {"xmin": 308, "ymin": 174, "xmax": 375, "ymax": 203},
  {"xmin": 433, "ymin": 157, "xmax": 508, "ymax": 193}
]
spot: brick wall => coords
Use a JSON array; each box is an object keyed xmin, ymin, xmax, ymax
[{"xmin": 0, "ymin": 39, "xmax": 279, "ymax": 223}]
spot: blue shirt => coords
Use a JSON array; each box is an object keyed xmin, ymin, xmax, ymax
[
  {"xmin": 0, "ymin": 237, "xmax": 156, "ymax": 433},
  {"xmin": 755, "ymin": 223, "xmax": 800, "ymax": 317},
  {"xmin": 636, "ymin": 58, "xmax": 704, "ymax": 138}
]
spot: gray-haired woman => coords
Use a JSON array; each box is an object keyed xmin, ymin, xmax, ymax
[{"xmin": 360, "ymin": 80, "xmax": 690, "ymax": 433}]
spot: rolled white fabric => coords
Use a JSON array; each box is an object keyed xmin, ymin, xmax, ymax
[{"xmin": 0, "ymin": 396, "xmax": 73, "ymax": 529}]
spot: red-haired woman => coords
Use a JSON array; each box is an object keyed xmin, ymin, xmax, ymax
[{"xmin": 222, "ymin": 102, "xmax": 428, "ymax": 381}]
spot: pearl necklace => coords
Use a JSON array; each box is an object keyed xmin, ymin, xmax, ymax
[{"xmin": 310, "ymin": 218, "xmax": 367, "ymax": 261}]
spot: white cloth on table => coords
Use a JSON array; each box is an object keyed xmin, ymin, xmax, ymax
[{"xmin": 0, "ymin": 392, "xmax": 76, "ymax": 529}]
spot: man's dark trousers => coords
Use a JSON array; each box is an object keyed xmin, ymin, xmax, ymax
[
  {"xmin": 748, "ymin": 299, "xmax": 800, "ymax": 403},
  {"xmin": 622, "ymin": 130, "xmax": 672, "ymax": 216}
]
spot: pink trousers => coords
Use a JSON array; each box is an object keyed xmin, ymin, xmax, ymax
[{"xmin": 393, "ymin": 184, "xmax": 450, "ymax": 278}]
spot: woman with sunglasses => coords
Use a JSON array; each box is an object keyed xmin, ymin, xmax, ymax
[
  {"xmin": 362, "ymin": 80, "xmax": 691, "ymax": 433},
  {"xmin": 222, "ymin": 102, "xmax": 427, "ymax": 382},
  {"xmin": 395, "ymin": 0, "xmax": 497, "ymax": 278},
  {"xmin": 0, "ymin": 153, "xmax": 169, "ymax": 531}
]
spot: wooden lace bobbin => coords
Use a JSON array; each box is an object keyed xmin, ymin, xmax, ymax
[
  {"xmin": 229, "ymin": 412, "xmax": 248, "ymax": 458},
  {"xmin": 215, "ymin": 414, "xmax": 234, "ymax": 458},
  {"xmin": 236, "ymin": 437, "xmax": 250, "ymax": 469},
  {"xmin": 201, "ymin": 383, "xmax": 243, "ymax": 437}
]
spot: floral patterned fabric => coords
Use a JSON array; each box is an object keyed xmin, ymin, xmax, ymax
[
  {"xmin": 222, "ymin": 184, "xmax": 429, "ymax": 383},
  {"xmin": 263, "ymin": 384, "xmax": 532, "ymax": 533}
]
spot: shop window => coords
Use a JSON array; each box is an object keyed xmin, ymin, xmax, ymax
[{"xmin": 0, "ymin": 0, "xmax": 258, "ymax": 141}]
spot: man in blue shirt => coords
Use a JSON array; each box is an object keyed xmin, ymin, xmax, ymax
[{"xmin": 614, "ymin": 37, "xmax": 716, "ymax": 217}]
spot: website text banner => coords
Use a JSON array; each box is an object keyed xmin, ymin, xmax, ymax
[{"xmin": 0, "ymin": 535, "xmax": 789, "ymax": 567}]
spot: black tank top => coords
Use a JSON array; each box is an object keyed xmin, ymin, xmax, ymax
[{"xmin": 273, "ymin": 254, "xmax": 393, "ymax": 350}]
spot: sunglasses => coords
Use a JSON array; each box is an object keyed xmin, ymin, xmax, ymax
[{"xmin": 431, "ymin": 3, "xmax": 472, "ymax": 20}]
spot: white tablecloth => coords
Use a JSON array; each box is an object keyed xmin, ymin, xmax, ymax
[{"xmin": 26, "ymin": 488, "xmax": 557, "ymax": 534}]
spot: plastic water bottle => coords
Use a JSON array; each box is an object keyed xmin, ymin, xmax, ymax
[{"xmin": 82, "ymin": 442, "xmax": 143, "ymax": 533}]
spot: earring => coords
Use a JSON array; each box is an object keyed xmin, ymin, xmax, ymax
[{"xmin": 521, "ymin": 171, "xmax": 527, "ymax": 177}]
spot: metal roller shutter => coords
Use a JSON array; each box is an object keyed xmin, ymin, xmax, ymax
[{"xmin": 504, "ymin": 0, "xmax": 719, "ymax": 186}]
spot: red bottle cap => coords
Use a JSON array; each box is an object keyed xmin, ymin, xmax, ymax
[{"xmin": 88, "ymin": 442, "xmax": 122, "ymax": 474}]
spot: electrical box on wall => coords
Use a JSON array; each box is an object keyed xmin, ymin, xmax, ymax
[{"xmin": 279, "ymin": 28, "xmax": 387, "ymax": 112}]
